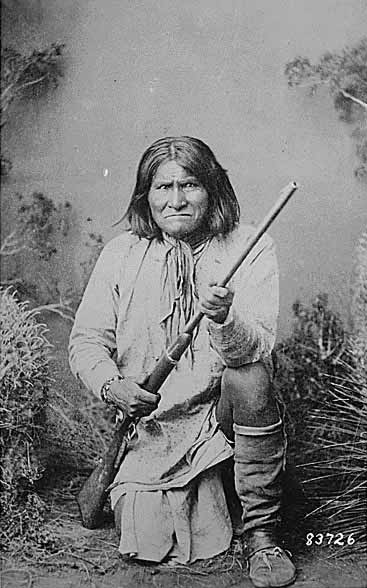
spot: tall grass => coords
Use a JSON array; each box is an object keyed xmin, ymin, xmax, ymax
[
  {"xmin": 274, "ymin": 293, "xmax": 348, "ymax": 446},
  {"xmin": 0, "ymin": 288, "xmax": 52, "ymax": 551},
  {"xmin": 305, "ymin": 358, "xmax": 366, "ymax": 555},
  {"xmin": 351, "ymin": 229, "xmax": 367, "ymax": 368},
  {"xmin": 301, "ymin": 229, "xmax": 367, "ymax": 556}
]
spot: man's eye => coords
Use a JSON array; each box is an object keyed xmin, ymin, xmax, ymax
[
  {"xmin": 183, "ymin": 182, "xmax": 197, "ymax": 189},
  {"xmin": 157, "ymin": 184, "xmax": 170, "ymax": 190}
]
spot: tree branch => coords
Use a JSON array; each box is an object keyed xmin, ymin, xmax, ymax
[
  {"xmin": 1, "ymin": 82, "xmax": 18, "ymax": 103},
  {"xmin": 0, "ymin": 277, "xmax": 22, "ymax": 285},
  {"xmin": 293, "ymin": 80, "xmax": 330, "ymax": 89},
  {"xmin": 340, "ymin": 90, "xmax": 367, "ymax": 111},
  {"xmin": 0, "ymin": 230, "xmax": 27, "ymax": 256},
  {"xmin": 17, "ymin": 74, "xmax": 49, "ymax": 92},
  {"xmin": 31, "ymin": 303, "xmax": 75, "ymax": 322},
  {"xmin": 0, "ymin": 246, "xmax": 27, "ymax": 256},
  {"xmin": 287, "ymin": 78, "xmax": 367, "ymax": 110}
]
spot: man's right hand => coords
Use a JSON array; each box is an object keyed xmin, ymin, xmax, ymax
[{"xmin": 106, "ymin": 377, "xmax": 160, "ymax": 419}]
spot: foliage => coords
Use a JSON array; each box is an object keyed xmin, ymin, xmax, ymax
[
  {"xmin": 350, "ymin": 228, "xmax": 367, "ymax": 367},
  {"xmin": 79, "ymin": 226, "xmax": 104, "ymax": 289},
  {"xmin": 0, "ymin": 285, "xmax": 110, "ymax": 554},
  {"xmin": 276, "ymin": 231, "xmax": 367, "ymax": 557},
  {"xmin": 284, "ymin": 42, "xmax": 367, "ymax": 550},
  {"xmin": 304, "ymin": 227, "xmax": 367, "ymax": 556},
  {"xmin": 2, "ymin": 192, "xmax": 72, "ymax": 259},
  {"xmin": 44, "ymin": 373, "xmax": 114, "ymax": 475},
  {"xmin": 1, "ymin": 43, "xmax": 64, "ymax": 176},
  {"xmin": 1, "ymin": 43, "xmax": 64, "ymax": 128},
  {"xmin": 274, "ymin": 293, "xmax": 347, "ymax": 442},
  {"xmin": 0, "ymin": 288, "xmax": 55, "ymax": 551},
  {"xmin": 0, "ymin": 153, "xmax": 12, "ymax": 176},
  {"xmin": 1, "ymin": 192, "xmax": 105, "ymax": 321},
  {"xmin": 1, "ymin": 207, "xmax": 106, "ymax": 477},
  {"xmin": 304, "ymin": 355, "xmax": 366, "ymax": 556},
  {"xmin": 285, "ymin": 37, "xmax": 367, "ymax": 180},
  {"xmin": 1, "ymin": 192, "xmax": 74, "ymax": 319}
]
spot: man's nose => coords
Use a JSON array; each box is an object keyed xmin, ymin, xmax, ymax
[{"xmin": 169, "ymin": 185, "xmax": 186, "ymax": 209}]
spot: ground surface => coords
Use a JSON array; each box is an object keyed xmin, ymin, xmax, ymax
[
  {"xmin": 1, "ymin": 314, "xmax": 366, "ymax": 588},
  {"xmin": 2, "ymin": 504, "xmax": 367, "ymax": 588},
  {"xmin": 2, "ymin": 521, "xmax": 366, "ymax": 588}
]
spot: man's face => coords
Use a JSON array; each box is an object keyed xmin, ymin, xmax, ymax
[{"xmin": 148, "ymin": 160, "xmax": 209, "ymax": 240}]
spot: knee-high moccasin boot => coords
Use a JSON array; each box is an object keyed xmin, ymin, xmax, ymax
[{"xmin": 234, "ymin": 420, "xmax": 296, "ymax": 588}]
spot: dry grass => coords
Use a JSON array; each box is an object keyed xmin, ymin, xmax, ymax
[
  {"xmin": 300, "ymin": 229, "xmax": 367, "ymax": 557},
  {"xmin": 0, "ymin": 288, "xmax": 51, "ymax": 550},
  {"xmin": 304, "ymin": 359, "xmax": 366, "ymax": 555}
]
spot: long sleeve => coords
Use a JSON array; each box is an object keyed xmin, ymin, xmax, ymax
[
  {"xmin": 207, "ymin": 231, "xmax": 279, "ymax": 368},
  {"xmin": 69, "ymin": 239, "xmax": 123, "ymax": 398}
]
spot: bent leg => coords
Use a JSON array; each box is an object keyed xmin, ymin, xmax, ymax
[
  {"xmin": 216, "ymin": 362, "xmax": 283, "ymax": 531},
  {"xmin": 216, "ymin": 362, "xmax": 296, "ymax": 587},
  {"xmin": 216, "ymin": 361, "xmax": 279, "ymax": 439}
]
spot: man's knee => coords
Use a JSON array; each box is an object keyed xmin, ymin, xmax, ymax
[{"xmin": 221, "ymin": 361, "xmax": 272, "ymax": 413}]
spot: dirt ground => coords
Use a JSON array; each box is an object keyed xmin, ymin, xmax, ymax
[
  {"xmin": 1, "ymin": 315, "xmax": 366, "ymax": 588},
  {"xmin": 1, "ymin": 516, "xmax": 366, "ymax": 588},
  {"xmin": 1, "ymin": 500, "xmax": 367, "ymax": 588}
]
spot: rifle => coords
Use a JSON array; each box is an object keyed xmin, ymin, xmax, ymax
[{"xmin": 77, "ymin": 181, "xmax": 299, "ymax": 529}]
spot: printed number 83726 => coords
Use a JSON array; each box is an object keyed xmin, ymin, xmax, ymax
[{"xmin": 306, "ymin": 533, "xmax": 355, "ymax": 546}]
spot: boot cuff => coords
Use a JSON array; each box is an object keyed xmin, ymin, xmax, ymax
[{"xmin": 233, "ymin": 419, "xmax": 282, "ymax": 436}]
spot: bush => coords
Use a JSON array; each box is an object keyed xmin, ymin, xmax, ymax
[
  {"xmin": 285, "ymin": 37, "xmax": 367, "ymax": 181},
  {"xmin": 274, "ymin": 293, "xmax": 348, "ymax": 447},
  {"xmin": 0, "ymin": 288, "xmax": 53, "ymax": 551},
  {"xmin": 275, "ymin": 231, "xmax": 367, "ymax": 557},
  {"xmin": 305, "ymin": 353, "xmax": 366, "ymax": 556},
  {"xmin": 1, "ymin": 192, "xmax": 73, "ymax": 307},
  {"xmin": 43, "ymin": 383, "xmax": 114, "ymax": 476},
  {"xmin": 302, "ymin": 231, "xmax": 367, "ymax": 556},
  {"xmin": 1, "ymin": 193, "xmax": 104, "ymax": 316},
  {"xmin": 351, "ymin": 229, "xmax": 367, "ymax": 367}
]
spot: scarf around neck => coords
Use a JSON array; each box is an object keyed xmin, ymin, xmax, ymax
[{"xmin": 160, "ymin": 234, "xmax": 210, "ymax": 362}]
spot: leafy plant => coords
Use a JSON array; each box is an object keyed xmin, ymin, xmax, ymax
[
  {"xmin": 275, "ymin": 293, "xmax": 347, "ymax": 444},
  {"xmin": 1, "ymin": 43, "xmax": 64, "ymax": 128},
  {"xmin": 303, "ymin": 352, "xmax": 366, "ymax": 556},
  {"xmin": 277, "ymin": 231, "xmax": 367, "ymax": 557},
  {"xmin": 284, "ymin": 43, "xmax": 367, "ymax": 548},
  {"xmin": 0, "ymin": 288, "xmax": 54, "ymax": 551},
  {"xmin": 285, "ymin": 37, "xmax": 367, "ymax": 180},
  {"xmin": 1, "ymin": 43, "xmax": 64, "ymax": 176},
  {"xmin": 79, "ymin": 225, "xmax": 104, "ymax": 294},
  {"xmin": 1, "ymin": 192, "xmax": 74, "ymax": 320},
  {"xmin": 350, "ymin": 228, "xmax": 367, "ymax": 367},
  {"xmin": 2, "ymin": 192, "xmax": 71, "ymax": 259}
]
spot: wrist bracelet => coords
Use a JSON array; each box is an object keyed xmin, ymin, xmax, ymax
[{"xmin": 100, "ymin": 374, "xmax": 124, "ymax": 404}]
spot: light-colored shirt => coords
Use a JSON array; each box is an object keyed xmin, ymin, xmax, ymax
[{"xmin": 69, "ymin": 223, "xmax": 278, "ymax": 411}]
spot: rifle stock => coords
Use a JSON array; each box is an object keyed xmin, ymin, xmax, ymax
[
  {"xmin": 77, "ymin": 181, "xmax": 299, "ymax": 529},
  {"xmin": 77, "ymin": 332, "xmax": 193, "ymax": 528},
  {"xmin": 77, "ymin": 424, "xmax": 129, "ymax": 529}
]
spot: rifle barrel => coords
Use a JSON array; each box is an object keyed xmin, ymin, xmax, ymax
[{"xmin": 183, "ymin": 181, "xmax": 299, "ymax": 335}]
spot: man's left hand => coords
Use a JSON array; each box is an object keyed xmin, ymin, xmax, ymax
[{"xmin": 199, "ymin": 282, "xmax": 234, "ymax": 324}]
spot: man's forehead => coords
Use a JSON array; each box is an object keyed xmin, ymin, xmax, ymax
[{"xmin": 153, "ymin": 161, "xmax": 197, "ymax": 182}]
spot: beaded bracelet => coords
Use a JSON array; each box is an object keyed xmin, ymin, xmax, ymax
[{"xmin": 100, "ymin": 374, "xmax": 124, "ymax": 404}]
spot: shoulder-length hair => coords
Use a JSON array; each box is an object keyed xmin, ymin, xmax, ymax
[{"xmin": 123, "ymin": 136, "xmax": 240, "ymax": 240}]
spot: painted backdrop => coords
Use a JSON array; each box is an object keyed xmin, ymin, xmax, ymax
[{"xmin": 2, "ymin": 0, "xmax": 366, "ymax": 335}]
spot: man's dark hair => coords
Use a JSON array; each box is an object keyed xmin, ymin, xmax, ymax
[{"xmin": 124, "ymin": 136, "xmax": 240, "ymax": 239}]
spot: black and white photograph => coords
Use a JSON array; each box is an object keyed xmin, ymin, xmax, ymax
[{"xmin": 1, "ymin": 1, "xmax": 366, "ymax": 587}]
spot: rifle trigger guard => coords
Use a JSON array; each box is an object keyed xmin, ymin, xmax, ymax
[{"xmin": 116, "ymin": 410, "xmax": 138, "ymax": 441}]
